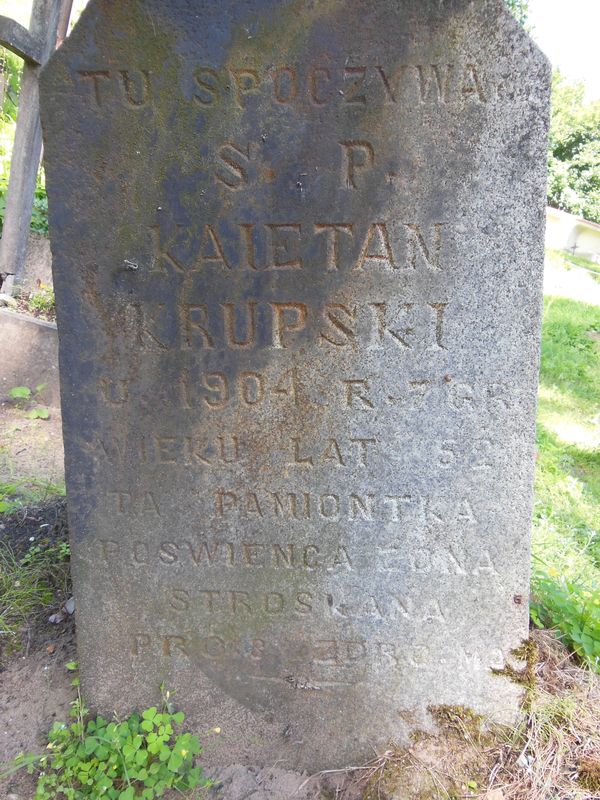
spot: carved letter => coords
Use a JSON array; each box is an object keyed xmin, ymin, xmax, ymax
[
  {"xmin": 314, "ymin": 223, "xmax": 354, "ymax": 270},
  {"xmin": 309, "ymin": 67, "xmax": 331, "ymax": 105},
  {"xmin": 320, "ymin": 304, "xmax": 356, "ymax": 347},
  {"xmin": 271, "ymin": 66, "xmax": 297, "ymax": 103},
  {"xmin": 340, "ymin": 141, "xmax": 375, "ymax": 189},
  {"xmin": 215, "ymin": 142, "xmax": 252, "ymax": 189},
  {"xmin": 230, "ymin": 68, "xmax": 260, "ymax": 108},
  {"xmin": 78, "ymin": 70, "xmax": 110, "ymax": 106},
  {"xmin": 194, "ymin": 67, "xmax": 219, "ymax": 104},
  {"xmin": 222, "ymin": 302, "xmax": 256, "ymax": 348},
  {"xmin": 355, "ymin": 223, "xmax": 395, "ymax": 270},
  {"xmin": 119, "ymin": 70, "xmax": 152, "ymax": 106},
  {"xmin": 270, "ymin": 302, "xmax": 307, "ymax": 348},
  {"xmin": 403, "ymin": 223, "xmax": 443, "ymax": 270},
  {"xmin": 267, "ymin": 224, "xmax": 302, "ymax": 269},
  {"xmin": 180, "ymin": 304, "xmax": 214, "ymax": 348}
]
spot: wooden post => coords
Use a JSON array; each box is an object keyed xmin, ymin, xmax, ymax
[
  {"xmin": 0, "ymin": 0, "xmax": 65, "ymax": 294},
  {"xmin": 56, "ymin": 0, "xmax": 74, "ymax": 48}
]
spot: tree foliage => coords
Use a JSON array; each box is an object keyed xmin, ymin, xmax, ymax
[
  {"xmin": 0, "ymin": 47, "xmax": 21, "ymax": 124},
  {"xmin": 548, "ymin": 71, "xmax": 600, "ymax": 223},
  {"xmin": 505, "ymin": 0, "xmax": 529, "ymax": 26}
]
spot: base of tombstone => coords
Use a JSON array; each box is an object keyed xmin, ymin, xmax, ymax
[{"xmin": 77, "ymin": 651, "xmax": 527, "ymax": 771}]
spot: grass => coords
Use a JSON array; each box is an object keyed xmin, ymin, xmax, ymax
[
  {"xmin": 347, "ymin": 631, "xmax": 600, "ymax": 800},
  {"xmin": 0, "ymin": 480, "xmax": 68, "ymax": 659},
  {"xmin": 0, "ymin": 477, "xmax": 66, "ymax": 513},
  {"xmin": 546, "ymin": 248, "xmax": 600, "ymax": 278},
  {"xmin": 531, "ymin": 294, "xmax": 600, "ymax": 670},
  {"xmin": 0, "ymin": 536, "xmax": 70, "ymax": 659}
]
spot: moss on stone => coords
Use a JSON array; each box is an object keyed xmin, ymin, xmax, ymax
[
  {"xmin": 491, "ymin": 637, "xmax": 538, "ymax": 709},
  {"xmin": 579, "ymin": 756, "xmax": 600, "ymax": 791},
  {"xmin": 428, "ymin": 703, "xmax": 486, "ymax": 735}
]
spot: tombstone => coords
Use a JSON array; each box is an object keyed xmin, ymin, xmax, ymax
[{"xmin": 40, "ymin": 0, "xmax": 550, "ymax": 770}]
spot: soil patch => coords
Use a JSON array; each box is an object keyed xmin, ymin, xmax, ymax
[
  {"xmin": 0, "ymin": 405, "xmax": 64, "ymax": 489},
  {"xmin": 0, "ymin": 627, "xmax": 76, "ymax": 799},
  {"xmin": 0, "ymin": 499, "xmax": 68, "ymax": 559}
]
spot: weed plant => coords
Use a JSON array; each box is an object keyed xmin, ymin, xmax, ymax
[
  {"xmin": 0, "ymin": 537, "xmax": 70, "ymax": 656},
  {"xmin": 25, "ymin": 284, "xmax": 55, "ymax": 315},
  {"xmin": 0, "ymin": 478, "xmax": 66, "ymax": 513},
  {"xmin": 7, "ymin": 384, "xmax": 51, "ymax": 419},
  {"xmin": 532, "ymin": 294, "xmax": 600, "ymax": 670},
  {"xmin": 3, "ymin": 679, "xmax": 211, "ymax": 800}
]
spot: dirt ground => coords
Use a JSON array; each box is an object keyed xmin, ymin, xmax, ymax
[{"xmin": 0, "ymin": 404, "xmax": 64, "ymax": 489}]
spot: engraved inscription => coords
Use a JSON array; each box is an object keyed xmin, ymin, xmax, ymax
[
  {"xmin": 80, "ymin": 62, "xmax": 488, "ymax": 109},
  {"xmin": 43, "ymin": 0, "xmax": 548, "ymax": 769},
  {"xmin": 96, "ymin": 299, "xmax": 449, "ymax": 353},
  {"xmin": 100, "ymin": 538, "xmax": 496, "ymax": 577},
  {"xmin": 166, "ymin": 586, "xmax": 451, "ymax": 622},
  {"xmin": 78, "ymin": 69, "xmax": 152, "ymax": 106},
  {"xmin": 149, "ymin": 219, "xmax": 445, "ymax": 274},
  {"xmin": 94, "ymin": 434, "xmax": 240, "ymax": 466},
  {"xmin": 287, "ymin": 436, "xmax": 377, "ymax": 467}
]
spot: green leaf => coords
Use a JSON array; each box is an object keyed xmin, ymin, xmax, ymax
[
  {"xmin": 9, "ymin": 386, "xmax": 31, "ymax": 399},
  {"xmin": 119, "ymin": 788, "xmax": 135, "ymax": 800},
  {"xmin": 140, "ymin": 720, "xmax": 154, "ymax": 732},
  {"xmin": 159, "ymin": 746, "xmax": 171, "ymax": 762},
  {"xmin": 142, "ymin": 707, "xmax": 157, "ymax": 721},
  {"xmin": 172, "ymin": 711, "xmax": 184, "ymax": 725},
  {"xmin": 167, "ymin": 752, "xmax": 183, "ymax": 771},
  {"xmin": 124, "ymin": 742, "xmax": 137, "ymax": 759},
  {"xmin": 35, "ymin": 383, "xmax": 47, "ymax": 394},
  {"xmin": 27, "ymin": 406, "xmax": 50, "ymax": 419}
]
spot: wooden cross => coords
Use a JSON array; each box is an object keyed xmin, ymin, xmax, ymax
[{"xmin": 0, "ymin": 0, "xmax": 72, "ymax": 294}]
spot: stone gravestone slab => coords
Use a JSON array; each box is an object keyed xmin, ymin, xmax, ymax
[{"xmin": 40, "ymin": 0, "xmax": 550, "ymax": 769}]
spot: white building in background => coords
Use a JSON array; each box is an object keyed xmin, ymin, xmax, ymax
[{"xmin": 546, "ymin": 206, "xmax": 600, "ymax": 263}]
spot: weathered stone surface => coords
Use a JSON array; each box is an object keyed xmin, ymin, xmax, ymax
[{"xmin": 40, "ymin": 0, "xmax": 550, "ymax": 769}]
